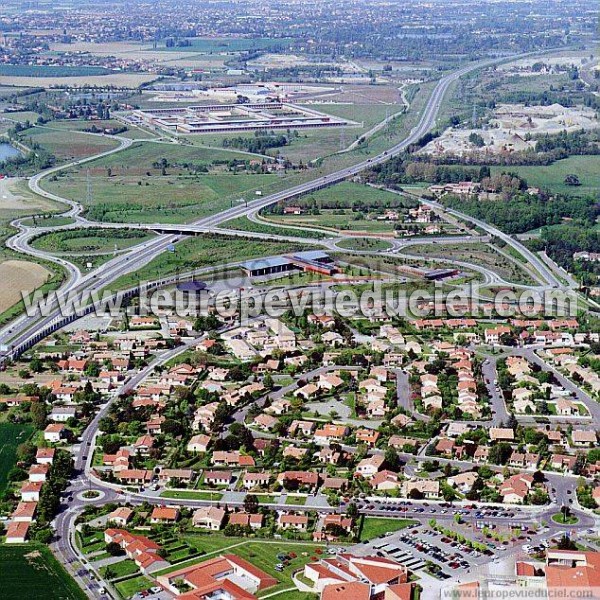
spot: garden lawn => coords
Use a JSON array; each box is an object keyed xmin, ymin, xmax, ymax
[
  {"xmin": 100, "ymin": 559, "xmax": 139, "ymax": 579},
  {"xmin": 359, "ymin": 517, "xmax": 418, "ymax": 541},
  {"xmin": 114, "ymin": 575, "xmax": 153, "ymax": 599}
]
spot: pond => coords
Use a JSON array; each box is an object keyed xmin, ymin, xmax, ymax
[{"xmin": 0, "ymin": 142, "xmax": 21, "ymax": 162}]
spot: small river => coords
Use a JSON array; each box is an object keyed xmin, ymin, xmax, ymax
[{"xmin": 0, "ymin": 143, "xmax": 21, "ymax": 161}]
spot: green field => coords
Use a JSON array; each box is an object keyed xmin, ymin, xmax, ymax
[
  {"xmin": 20, "ymin": 126, "xmax": 119, "ymax": 162},
  {"xmin": 21, "ymin": 215, "xmax": 76, "ymax": 228},
  {"xmin": 491, "ymin": 155, "xmax": 600, "ymax": 197},
  {"xmin": 107, "ymin": 235, "xmax": 309, "ymax": 291},
  {"xmin": 0, "ymin": 545, "xmax": 86, "ymax": 600},
  {"xmin": 0, "ymin": 423, "xmax": 33, "ymax": 494},
  {"xmin": 31, "ymin": 228, "xmax": 156, "ymax": 253},
  {"xmin": 100, "ymin": 559, "xmax": 139, "ymax": 580},
  {"xmin": 222, "ymin": 215, "xmax": 329, "ymax": 239},
  {"xmin": 359, "ymin": 518, "xmax": 418, "ymax": 541},
  {"xmin": 264, "ymin": 181, "xmax": 415, "ymax": 233},
  {"xmin": 151, "ymin": 37, "xmax": 296, "ymax": 52},
  {"xmin": 42, "ymin": 142, "xmax": 282, "ymax": 224},
  {"xmin": 336, "ymin": 237, "xmax": 393, "ymax": 251},
  {"xmin": 0, "ymin": 65, "xmax": 111, "ymax": 77}
]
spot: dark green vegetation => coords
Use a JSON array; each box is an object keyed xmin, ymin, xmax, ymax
[
  {"xmin": 0, "ymin": 545, "xmax": 86, "ymax": 600},
  {"xmin": 222, "ymin": 133, "xmax": 290, "ymax": 154},
  {"xmin": 442, "ymin": 193, "xmax": 598, "ymax": 235},
  {"xmin": 528, "ymin": 225, "xmax": 599, "ymax": 286},
  {"xmin": 0, "ymin": 423, "xmax": 33, "ymax": 494},
  {"xmin": 155, "ymin": 37, "xmax": 296, "ymax": 52}
]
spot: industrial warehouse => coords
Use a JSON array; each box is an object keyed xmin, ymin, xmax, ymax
[
  {"xmin": 241, "ymin": 251, "xmax": 337, "ymax": 277},
  {"xmin": 129, "ymin": 101, "xmax": 356, "ymax": 134}
]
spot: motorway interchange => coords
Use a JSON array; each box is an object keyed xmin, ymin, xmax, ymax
[{"xmin": 1, "ymin": 52, "xmax": 598, "ymax": 600}]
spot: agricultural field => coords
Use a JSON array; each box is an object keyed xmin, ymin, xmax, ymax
[
  {"xmin": 0, "ymin": 65, "xmax": 111, "ymax": 77},
  {"xmin": 490, "ymin": 155, "xmax": 600, "ymax": 197},
  {"xmin": 0, "ymin": 545, "xmax": 86, "ymax": 600},
  {"xmin": 0, "ymin": 259, "xmax": 52, "ymax": 313},
  {"xmin": 31, "ymin": 228, "xmax": 156, "ymax": 254},
  {"xmin": 0, "ymin": 177, "xmax": 62, "ymax": 214},
  {"xmin": 0, "ymin": 423, "xmax": 33, "ymax": 494},
  {"xmin": 18, "ymin": 126, "xmax": 120, "ymax": 162},
  {"xmin": 0, "ymin": 73, "xmax": 158, "ymax": 89},
  {"xmin": 42, "ymin": 142, "xmax": 279, "ymax": 223}
]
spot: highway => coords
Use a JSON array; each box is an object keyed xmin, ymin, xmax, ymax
[{"xmin": 0, "ymin": 54, "xmax": 526, "ymax": 358}]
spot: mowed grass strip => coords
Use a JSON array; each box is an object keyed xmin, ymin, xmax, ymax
[{"xmin": 0, "ymin": 545, "xmax": 87, "ymax": 600}]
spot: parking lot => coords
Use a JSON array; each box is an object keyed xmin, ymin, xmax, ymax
[{"xmin": 355, "ymin": 522, "xmax": 506, "ymax": 580}]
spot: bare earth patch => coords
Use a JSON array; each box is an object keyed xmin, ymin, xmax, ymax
[
  {"xmin": 0, "ymin": 177, "xmax": 58, "ymax": 211},
  {"xmin": 0, "ymin": 73, "xmax": 158, "ymax": 88},
  {"xmin": 0, "ymin": 260, "xmax": 51, "ymax": 313}
]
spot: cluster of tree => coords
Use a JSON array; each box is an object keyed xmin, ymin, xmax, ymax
[
  {"xmin": 37, "ymin": 450, "xmax": 73, "ymax": 524},
  {"xmin": 528, "ymin": 224, "xmax": 600, "ymax": 285},
  {"xmin": 222, "ymin": 132, "xmax": 290, "ymax": 154},
  {"xmin": 534, "ymin": 129, "xmax": 600, "ymax": 156},
  {"xmin": 366, "ymin": 155, "xmax": 491, "ymax": 186},
  {"xmin": 443, "ymin": 193, "xmax": 599, "ymax": 235}
]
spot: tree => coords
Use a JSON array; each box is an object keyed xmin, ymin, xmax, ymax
[
  {"xmin": 33, "ymin": 528, "xmax": 53, "ymax": 544},
  {"xmin": 106, "ymin": 541, "xmax": 124, "ymax": 556},
  {"xmin": 30, "ymin": 402, "xmax": 47, "ymax": 430},
  {"xmin": 30, "ymin": 357, "xmax": 43, "ymax": 373},
  {"xmin": 84, "ymin": 361, "xmax": 101, "ymax": 378},
  {"xmin": 384, "ymin": 447, "xmax": 399, "ymax": 470},
  {"xmin": 243, "ymin": 494, "xmax": 259, "ymax": 514},
  {"xmin": 16, "ymin": 441, "xmax": 37, "ymax": 464}
]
